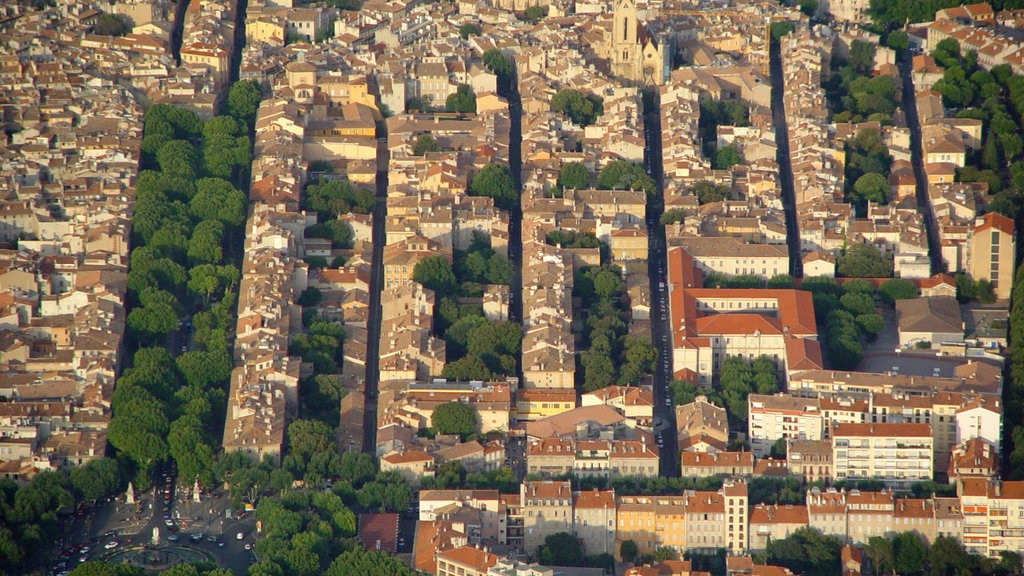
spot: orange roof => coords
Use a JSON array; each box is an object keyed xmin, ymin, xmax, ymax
[
  {"xmin": 437, "ymin": 546, "xmax": 500, "ymax": 572},
  {"xmin": 680, "ymin": 451, "xmax": 753, "ymax": 468},
  {"xmin": 382, "ymin": 450, "xmax": 433, "ymax": 464},
  {"xmin": 749, "ymin": 503, "xmax": 809, "ymax": 525},
  {"xmin": 574, "ymin": 488, "xmax": 616, "ymax": 509},
  {"xmin": 973, "ymin": 212, "xmax": 1014, "ymax": 236}
]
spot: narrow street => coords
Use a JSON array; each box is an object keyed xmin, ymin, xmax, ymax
[
  {"xmin": 643, "ymin": 88, "xmax": 678, "ymax": 478},
  {"xmin": 361, "ymin": 153, "xmax": 389, "ymax": 452},
  {"xmin": 769, "ymin": 38, "xmax": 803, "ymax": 279},
  {"xmin": 899, "ymin": 52, "xmax": 942, "ymax": 274},
  {"xmin": 507, "ymin": 77, "xmax": 523, "ymax": 327}
]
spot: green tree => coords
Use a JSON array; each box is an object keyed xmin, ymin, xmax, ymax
[
  {"xmin": 837, "ymin": 243, "xmax": 892, "ymax": 278},
  {"xmin": 157, "ymin": 139, "xmax": 199, "ymax": 179},
  {"xmin": 458, "ymin": 23, "xmax": 481, "ymax": 39},
  {"xmin": 126, "ymin": 301, "xmax": 178, "ymax": 342},
  {"xmin": 559, "ymin": 162, "xmax": 590, "ymax": 190},
  {"xmin": 619, "ymin": 539, "xmax": 639, "ymax": 563},
  {"xmin": 712, "ymin": 145, "xmax": 741, "ymax": 169},
  {"xmin": 597, "ymin": 161, "xmax": 654, "ymax": 193},
  {"xmin": 93, "ymin": 12, "xmax": 132, "ymax": 36},
  {"xmin": 851, "ymin": 172, "xmax": 889, "ymax": 208},
  {"xmin": 227, "ymin": 80, "xmax": 262, "ymax": 127},
  {"xmin": 798, "ymin": 0, "xmax": 817, "ymax": 16},
  {"xmin": 692, "ymin": 180, "xmax": 731, "ymax": 204},
  {"xmin": 326, "ymin": 548, "xmax": 417, "ymax": 576},
  {"xmin": 445, "ymin": 84, "xmax": 477, "ymax": 114},
  {"xmin": 525, "ymin": 4, "xmax": 546, "ymax": 19},
  {"xmin": 538, "ymin": 532, "xmax": 583, "ymax": 566},
  {"xmin": 168, "ymin": 414, "xmax": 215, "ymax": 487},
  {"xmin": 69, "ymin": 459, "xmax": 122, "ymax": 503},
  {"xmin": 107, "ymin": 388, "xmax": 170, "ymax": 478},
  {"xmin": 190, "ymin": 177, "xmax": 247, "ymax": 228},
  {"xmin": 770, "ymin": 21, "xmax": 794, "ymax": 40},
  {"xmin": 892, "ymin": 531, "xmax": 927, "ymax": 575},
  {"xmin": 431, "ymin": 402, "xmax": 478, "ymax": 437},
  {"xmin": 550, "ymin": 89, "xmax": 604, "ymax": 127},
  {"xmin": 849, "ymin": 40, "xmax": 877, "ymax": 76},
  {"xmin": 767, "ymin": 274, "xmax": 795, "ymax": 288},
  {"xmin": 413, "ymin": 255, "xmax": 457, "ymax": 295},
  {"xmin": 887, "ymin": 30, "xmax": 909, "ymax": 52},
  {"xmin": 187, "ymin": 219, "xmax": 225, "ymax": 265},
  {"xmin": 469, "ymin": 163, "xmax": 518, "ymax": 210},
  {"xmin": 766, "ymin": 526, "xmax": 843, "ymax": 576},
  {"xmin": 879, "ymin": 277, "xmax": 917, "ymax": 305},
  {"xmin": 863, "ymin": 536, "xmax": 893, "ymax": 575},
  {"xmin": 660, "ymin": 208, "xmax": 687, "ymax": 226},
  {"xmin": 482, "ymin": 49, "xmax": 513, "ymax": 86},
  {"xmin": 412, "ymin": 133, "xmax": 440, "ymax": 156}
]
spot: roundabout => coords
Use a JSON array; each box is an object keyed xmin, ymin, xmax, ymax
[{"xmin": 105, "ymin": 544, "xmax": 213, "ymax": 572}]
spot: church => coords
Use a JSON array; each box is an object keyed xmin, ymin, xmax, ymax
[{"xmin": 607, "ymin": 0, "xmax": 667, "ymax": 86}]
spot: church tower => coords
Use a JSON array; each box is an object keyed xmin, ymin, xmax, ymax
[
  {"xmin": 610, "ymin": 0, "xmax": 640, "ymax": 83},
  {"xmin": 609, "ymin": 0, "xmax": 664, "ymax": 85}
]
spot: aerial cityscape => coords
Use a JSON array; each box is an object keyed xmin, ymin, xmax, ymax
[{"xmin": 1, "ymin": 0, "xmax": 1024, "ymax": 575}]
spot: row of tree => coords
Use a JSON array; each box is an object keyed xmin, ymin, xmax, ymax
[
  {"xmin": 112, "ymin": 82, "xmax": 261, "ymax": 489},
  {"xmin": 576, "ymin": 263, "xmax": 658, "ymax": 391},
  {"xmin": 930, "ymin": 40, "xmax": 1024, "ymax": 225}
]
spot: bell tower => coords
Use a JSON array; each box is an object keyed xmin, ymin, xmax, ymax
[{"xmin": 610, "ymin": 0, "xmax": 639, "ymax": 83}]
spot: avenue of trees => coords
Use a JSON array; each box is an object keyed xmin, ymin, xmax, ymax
[{"xmin": 114, "ymin": 82, "xmax": 261, "ymax": 490}]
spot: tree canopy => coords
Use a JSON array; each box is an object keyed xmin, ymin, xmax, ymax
[
  {"xmin": 431, "ymin": 402, "xmax": 478, "ymax": 437},
  {"xmin": 558, "ymin": 162, "xmax": 590, "ymax": 190},
  {"xmin": 469, "ymin": 163, "xmax": 518, "ymax": 211},
  {"xmin": 445, "ymin": 84, "xmax": 477, "ymax": 114},
  {"xmin": 837, "ymin": 243, "xmax": 893, "ymax": 278},
  {"xmin": 596, "ymin": 161, "xmax": 655, "ymax": 193},
  {"xmin": 550, "ymin": 89, "xmax": 604, "ymax": 127}
]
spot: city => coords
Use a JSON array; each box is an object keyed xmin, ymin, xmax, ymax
[{"xmin": 0, "ymin": 0, "xmax": 1023, "ymax": 575}]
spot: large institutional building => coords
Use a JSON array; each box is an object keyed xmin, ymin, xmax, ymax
[{"xmin": 666, "ymin": 247, "xmax": 822, "ymax": 387}]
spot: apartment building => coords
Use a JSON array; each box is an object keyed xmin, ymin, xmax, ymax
[
  {"xmin": 526, "ymin": 438, "xmax": 659, "ymax": 479},
  {"xmin": 521, "ymin": 481, "xmax": 573, "ymax": 552},
  {"xmin": 572, "ymin": 489, "xmax": 617, "ymax": 556},
  {"xmin": 832, "ymin": 423, "xmax": 934, "ymax": 489},
  {"xmin": 674, "ymin": 237, "xmax": 789, "ymax": 280},
  {"xmin": 968, "ymin": 212, "xmax": 1015, "ymax": 300},
  {"xmin": 748, "ymin": 395, "xmax": 824, "ymax": 458}
]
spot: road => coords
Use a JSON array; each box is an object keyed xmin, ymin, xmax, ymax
[
  {"xmin": 56, "ymin": 465, "xmax": 257, "ymax": 576},
  {"xmin": 768, "ymin": 36, "xmax": 804, "ymax": 279},
  {"xmin": 898, "ymin": 50, "xmax": 942, "ymax": 274},
  {"xmin": 361, "ymin": 148, "xmax": 389, "ymax": 453},
  {"xmin": 643, "ymin": 88, "xmax": 678, "ymax": 478}
]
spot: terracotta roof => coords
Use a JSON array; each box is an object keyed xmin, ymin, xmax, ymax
[
  {"xmin": 749, "ymin": 503, "xmax": 809, "ymax": 525},
  {"xmin": 973, "ymin": 212, "xmax": 1014, "ymax": 236},
  {"xmin": 437, "ymin": 546, "xmax": 500, "ymax": 572}
]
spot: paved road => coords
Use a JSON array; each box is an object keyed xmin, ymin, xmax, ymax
[
  {"xmin": 768, "ymin": 36, "xmax": 803, "ymax": 279},
  {"xmin": 898, "ymin": 50, "xmax": 942, "ymax": 274},
  {"xmin": 643, "ymin": 87, "xmax": 678, "ymax": 477}
]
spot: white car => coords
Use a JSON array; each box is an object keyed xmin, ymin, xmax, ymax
[
  {"xmin": 236, "ymin": 532, "xmax": 245, "ymax": 540},
  {"xmin": 104, "ymin": 541, "xmax": 119, "ymax": 550}
]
